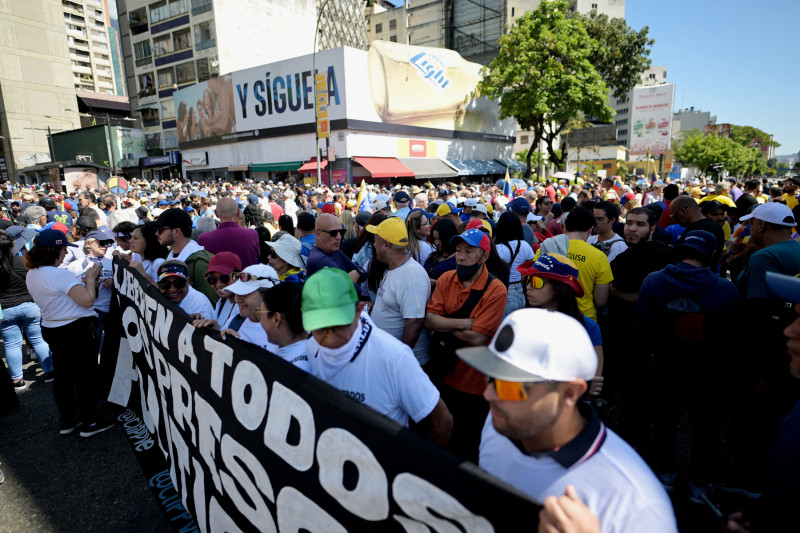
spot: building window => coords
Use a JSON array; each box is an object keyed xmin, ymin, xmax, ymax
[
  {"xmin": 194, "ymin": 20, "xmax": 215, "ymax": 50},
  {"xmin": 663, "ymin": 71, "xmax": 667, "ymax": 78},
  {"xmin": 175, "ymin": 61, "xmax": 195, "ymax": 84},
  {"xmin": 520, "ymin": 135, "xmax": 529, "ymax": 144},
  {"xmin": 511, "ymin": 7, "xmax": 514, "ymax": 16},
  {"xmin": 649, "ymin": 73, "xmax": 656, "ymax": 80},
  {"xmin": 172, "ymin": 28, "xmax": 191, "ymax": 52},
  {"xmin": 615, "ymin": 118, "xmax": 628, "ymax": 126},
  {"xmin": 389, "ymin": 19, "xmax": 396, "ymax": 30},
  {"xmin": 129, "ymin": 7, "xmax": 148, "ymax": 34},
  {"xmin": 157, "ymin": 67, "xmax": 175, "ymax": 88},
  {"xmin": 149, "ymin": 1, "xmax": 169, "ymax": 23},
  {"xmin": 138, "ymin": 72, "xmax": 155, "ymax": 96},
  {"xmin": 618, "ymin": 129, "xmax": 628, "ymax": 136},
  {"xmin": 134, "ymin": 41, "xmax": 152, "ymax": 66},
  {"xmin": 161, "ymin": 99, "xmax": 175, "ymax": 119},
  {"xmin": 617, "ymin": 107, "xmax": 628, "ymax": 115},
  {"xmin": 389, "ymin": 35, "xmax": 397, "ymax": 42},
  {"xmin": 141, "ymin": 107, "xmax": 160, "ymax": 127},
  {"xmin": 375, "ymin": 23, "xmax": 382, "ymax": 33},
  {"xmin": 153, "ymin": 34, "xmax": 173, "ymax": 56},
  {"xmin": 591, "ymin": 3, "xmax": 598, "ymax": 9},
  {"xmin": 191, "ymin": 0, "xmax": 212, "ymax": 15},
  {"xmin": 169, "ymin": 0, "xmax": 189, "ymax": 18},
  {"xmin": 196, "ymin": 57, "xmax": 212, "ymax": 82}
]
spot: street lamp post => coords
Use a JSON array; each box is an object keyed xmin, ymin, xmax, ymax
[{"xmin": 312, "ymin": 0, "xmax": 332, "ymax": 187}]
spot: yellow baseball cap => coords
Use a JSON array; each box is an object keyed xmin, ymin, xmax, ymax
[{"xmin": 366, "ymin": 217, "xmax": 409, "ymax": 245}]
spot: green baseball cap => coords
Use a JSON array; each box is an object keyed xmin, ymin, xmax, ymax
[{"xmin": 302, "ymin": 267, "xmax": 358, "ymax": 331}]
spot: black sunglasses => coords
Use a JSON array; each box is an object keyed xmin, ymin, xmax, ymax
[
  {"xmin": 156, "ymin": 226, "xmax": 173, "ymax": 234},
  {"xmin": 205, "ymin": 272, "xmax": 239, "ymax": 285},
  {"xmin": 317, "ymin": 228, "xmax": 346, "ymax": 237},
  {"xmin": 158, "ymin": 277, "xmax": 187, "ymax": 291}
]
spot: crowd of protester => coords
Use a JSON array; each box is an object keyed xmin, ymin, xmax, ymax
[{"xmin": 1, "ymin": 172, "xmax": 799, "ymax": 532}]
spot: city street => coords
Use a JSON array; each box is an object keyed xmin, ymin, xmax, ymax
[{"xmin": 0, "ymin": 359, "xmax": 168, "ymax": 533}]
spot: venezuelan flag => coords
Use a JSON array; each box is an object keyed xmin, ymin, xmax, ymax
[
  {"xmin": 613, "ymin": 178, "xmax": 623, "ymax": 192},
  {"xmin": 356, "ymin": 180, "xmax": 372, "ymax": 212},
  {"xmin": 503, "ymin": 168, "xmax": 515, "ymax": 198}
]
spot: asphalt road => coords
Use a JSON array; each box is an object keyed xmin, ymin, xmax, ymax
[{"xmin": 0, "ymin": 359, "xmax": 169, "ymax": 533}]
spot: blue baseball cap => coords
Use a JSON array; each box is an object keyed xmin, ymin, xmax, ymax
[
  {"xmin": 679, "ymin": 230, "xmax": 718, "ymax": 255},
  {"xmin": 157, "ymin": 200, "xmax": 171, "ymax": 206},
  {"xmin": 508, "ymin": 197, "xmax": 531, "ymax": 216},
  {"xmin": 36, "ymin": 229, "xmax": 77, "ymax": 247},
  {"xmin": 766, "ymin": 271, "xmax": 800, "ymax": 304},
  {"xmin": 450, "ymin": 228, "xmax": 491, "ymax": 252}
]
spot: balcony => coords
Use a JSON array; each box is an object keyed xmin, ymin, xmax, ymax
[
  {"xmin": 195, "ymin": 38, "xmax": 215, "ymax": 51},
  {"xmin": 130, "ymin": 22, "xmax": 149, "ymax": 36},
  {"xmin": 66, "ymin": 27, "xmax": 87, "ymax": 39},
  {"xmin": 154, "ymin": 48, "xmax": 193, "ymax": 67},
  {"xmin": 191, "ymin": 0, "xmax": 212, "ymax": 16},
  {"xmin": 72, "ymin": 65, "xmax": 92, "ymax": 74},
  {"xmin": 94, "ymin": 57, "xmax": 110, "ymax": 67},
  {"xmin": 135, "ymin": 56, "xmax": 153, "ymax": 67},
  {"xmin": 143, "ymin": 118, "xmax": 161, "ymax": 128}
]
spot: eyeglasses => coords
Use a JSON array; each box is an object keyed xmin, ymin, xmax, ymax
[
  {"xmin": 205, "ymin": 272, "xmax": 239, "ymax": 285},
  {"xmin": 116, "ymin": 234, "xmax": 131, "ymax": 242},
  {"xmin": 155, "ymin": 226, "xmax": 173, "ymax": 234},
  {"xmin": 267, "ymin": 249, "xmax": 279, "ymax": 259},
  {"xmin": 525, "ymin": 276, "xmax": 546, "ymax": 289},
  {"xmin": 317, "ymin": 228, "xmax": 346, "ymax": 237},
  {"xmin": 487, "ymin": 377, "xmax": 528, "ymax": 401},
  {"xmin": 238, "ymin": 272, "xmax": 279, "ymax": 283},
  {"xmin": 158, "ymin": 277, "xmax": 187, "ymax": 291}
]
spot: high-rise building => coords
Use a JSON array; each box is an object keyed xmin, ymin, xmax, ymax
[
  {"xmin": 0, "ymin": 0, "xmax": 82, "ymax": 180},
  {"xmin": 365, "ymin": 0, "xmax": 444, "ymax": 48},
  {"xmin": 117, "ymin": 0, "xmax": 367, "ymax": 154},
  {"xmin": 672, "ymin": 107, "xmax": 716, "ymax": 136},
  {"xmin": 62, "ymin": 0, "xmax": 118, "ymax": 95}
]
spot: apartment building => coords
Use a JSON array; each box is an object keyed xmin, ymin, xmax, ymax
[
  {"xmin": 117, "ymin": 0, "xmax": 368, "ymax": 154},
  {"xmin": 0, "ymin": 0, "xmax": 82, "ymax": 179},
  {"xmin": 61, "ymin": 0, "xmax": 119, "ymax": 95}
]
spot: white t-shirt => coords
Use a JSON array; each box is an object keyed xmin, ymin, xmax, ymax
[
  {"xmin": 178, "ymin": 286, "xmax": 215, "ymax": 319},
  {"xmin": 307, "ymin": 316, "xmax": 439, "ymax": 426},
  {"xmin": 496, "ymin": 240, "xmax": 536, "ymax": 282},
  {"xmin": 273, "ymin": 339, "xmax": 311, "ymax": 373},
  {"xmin": 479, "ymin": 410, "xmax": 677, "ymax": 533},
  {"xmin": 587, "ymin": 234, "xmax": 628, "ymax": 263},
  {"xmin": 213, "ymin": 297, "xmax": 239, "ymax": 327},
  {"xmin": 414, "ymin": 240, "xmax": 434, "ymax": 267},
  {"xmin": 67, "ymin": 256, "xmax": 114, "ymax": 313},
  {"xmin": 223, "ymin": 314, "xmax": 279, "ymax": 353},
  {"xmin": 26, "ymin": 266, "xmax": 97, "ymax": 327},
  {"xmin": 371, "ymin": 257, "xmax": 431, "ymax": 365},
  {"xmin": 132, "ymin": 253, "xmax": 165, "ymax": 282}
]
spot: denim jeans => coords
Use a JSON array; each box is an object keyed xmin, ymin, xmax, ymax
[
  {"xmin": 504, "ymin": 282, "xmax": 526, "ymax": 317},
  {"xmin": 1, "ymin": 301, "xmax": 53, "ymax": 380}
]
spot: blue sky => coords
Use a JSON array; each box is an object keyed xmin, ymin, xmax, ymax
[{"xmin": 626, "ymin": 0, "xmax": 800, "ymax": 155}]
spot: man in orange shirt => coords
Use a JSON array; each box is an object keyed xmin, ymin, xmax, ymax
[{"xmin": 425, "ymin": 229, "xmax": 507, "ymax": 463}]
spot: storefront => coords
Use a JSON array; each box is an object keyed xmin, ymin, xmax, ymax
[
  {"xmin": 141, "ymin": 151, "xmax": 181, "ymax": 181},
  {"xmin": 173, "ymin": 42, "xmax": 515, "ymax": 185}
]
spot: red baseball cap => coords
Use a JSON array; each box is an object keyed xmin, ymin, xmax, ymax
[{"xmin": 206, "ymin": 251, "xmax": 242, "ymax": 275}]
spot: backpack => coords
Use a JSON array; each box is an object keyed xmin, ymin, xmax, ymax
[{"xmin": 664, "ymin": 296, "xmax": 705, "ymax": 342}]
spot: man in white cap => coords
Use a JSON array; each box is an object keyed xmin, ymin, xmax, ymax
[
  {"xmin": 457, "ymin": 308, "xmax": 677, "ymax": 533},
  {"xmin": 730, "ymin": 201, "xmax": 800, "ymax": 492}
]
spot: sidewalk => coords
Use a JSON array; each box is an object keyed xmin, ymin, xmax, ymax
[{"xmin": 0, "ymin": 359, "xmax": 169, "ymax": 533}]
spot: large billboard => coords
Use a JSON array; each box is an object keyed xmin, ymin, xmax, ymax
[
  {"xmin": 629, "ymin": 83, "xmax": 675, "ymax": 156},
  {"xmin": 174, "ymin": 43, "xmax": 515, "ymax": 150}
]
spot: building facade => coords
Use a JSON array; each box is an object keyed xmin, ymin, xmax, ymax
[
  {"xmin": 610, "ymin": 65, "xmax": 667, "ymax": 152},
  {"xmin": 672, "ymin": 107, "xmax": 716, "ymax": 137},
  {"xmin": 0, "ymin": 0, "xmax": 82, "ymax": 180},
  {"xmin": 117, "ymin": 0, "xmax": 368, "ymax": 156},
  {"xmin": 62, "ymin": 0, "xmax": 118, "ymax": 95}
]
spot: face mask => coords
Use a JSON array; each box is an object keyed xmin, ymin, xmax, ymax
[{"xmin": 456, "ymin": 262, "xmax": 483, "ymax": 281}]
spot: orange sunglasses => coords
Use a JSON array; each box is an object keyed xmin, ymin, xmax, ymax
[{"xmin": 487, "ymin": 376, "xmax": 528, "ymax": 401}]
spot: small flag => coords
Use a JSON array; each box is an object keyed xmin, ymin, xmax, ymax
[
  {"xmin": 356, "ymin": 180, "xmax": 372, "ymax": 212},
  {"xmin": 613, "ymin": 177, "xmax": 622, "ymax": 192}
]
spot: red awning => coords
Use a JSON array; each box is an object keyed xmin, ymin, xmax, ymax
[
  {"xmin": 353, "ymin": 157, "xmax": 414, "ymax": 178},
  {"xmin": 297, "ymin": 157, "xmax": 328, "ymax": 173}
]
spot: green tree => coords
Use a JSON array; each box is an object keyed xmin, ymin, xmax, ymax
[
  {"xmin": 479, "ymin": 0, "xmax": 614, "ymax": 179},
  {"xmin": 729, "ymin": 125, "xmax": 780, "ymax": 150},
  {"xmin": 571, "ymin": 10, "xmax": 654, "ymax": 101},
  {"xmin": 767, "ymin": 157, "xmax": 777, "ymax": 168},
  {"xmin": 615, "ymin": 159, "xmax": 629, "ymax": 179},
  {"xmin": 674, "ymin": 130, "xmax": 767, "ymax": 178}
]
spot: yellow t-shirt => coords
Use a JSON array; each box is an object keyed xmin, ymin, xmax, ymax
[
  {"xmin": 698, "ymin": 194, "xmax": 736, "ymax": 208},
  {"xmin": 535, "ymin": 239, "xmax": 614, "ymax": 321},
  {"xmin": 782, "ymin": 193, "xmax": 798, "ymax": 210}
]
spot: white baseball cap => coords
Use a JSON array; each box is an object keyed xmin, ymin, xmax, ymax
[
  {"xmin": 473, "ymin": 204, "xmax": 488, "ymax": 215},
  {"xmin": 224, "ymin": 264, "xmax": 280, "ymax": 295},
  {"xmin": 456, "ymin": 309, "xmax": 597, "ymax": 382},
  {"xmin": 464, "ymin": 198, "xmax": 478, "ymax": 207},
  {"xmin": 739, "ymin": 202, "xmax": 795, "ymax": 227},
  {"xmin": 526, "ymin": 212, "xmax": 543, "ymax": 223}
]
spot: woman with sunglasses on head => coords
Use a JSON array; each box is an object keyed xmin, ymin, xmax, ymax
[
  {"xmin": 191, "ymin": 252, "xmax": 241, "ymax": 330},
  {"xmin": 256, "ymin": 282, "xmax": 310, "ymax": 373},
  {"xmin": 112, "ymin": 221, "xmax": 137, "ymax": 253},
  {"xmin": 125, "ymin": 221, "xmax": 169, "ymax": 285},
  {"xmin": 25, "ymin": 229, "xmax": 114, "ymax": 437},
  {"xmin": 406, "ymin": 208, "xmax": 434, "ymax": 266},
  {"xmin": 157, "ymin": 260, "xmax": 215, "ymax": 320},
  {"xmin": 264, "ymin": 234, "xmax": 307, "ymax": 282},
  {"xmin": 217, "ymin": 264, "xmax": 280, "ymax": 352},
  {"xmin": 518, "ymin": 253, "xmax": 604, "ymax": 397}
]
